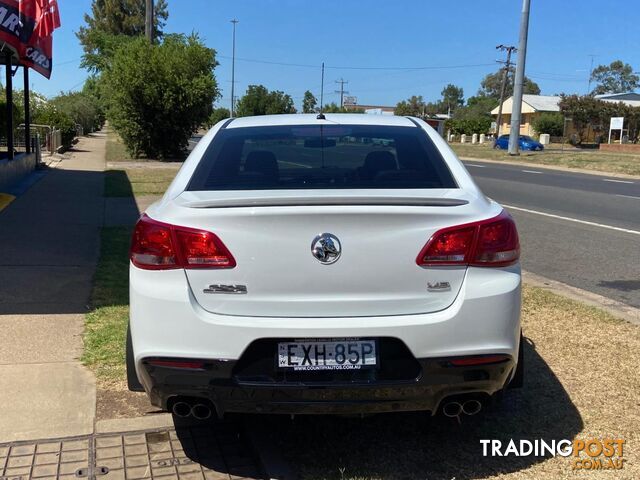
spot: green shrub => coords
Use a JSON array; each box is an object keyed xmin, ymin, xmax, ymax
[
  {"xmin": 531, "ymin": 112, "xmax": 564, "ymax": 137},
  {"xmin": 104, "ymin": 34, "xmax": 219, "ymax": 159},
  {"xmin": 447, "ymin": 117, "xmax": 492, "ymax": 135},
  {"xmin": 32, "ymin": 103, "xmax": 76, "ymax": 150}
]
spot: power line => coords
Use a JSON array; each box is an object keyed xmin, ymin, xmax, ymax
[
  {"xmin": 327, "ymin": 63, "xmax": 495, "ymax": 71},
  {"xmin": 216, "ymin": 54, "xmax": 496, "ymax": 72},
  {"xmin": 54, "ymin": 58, "xmax": 82, "ymax": 67}
]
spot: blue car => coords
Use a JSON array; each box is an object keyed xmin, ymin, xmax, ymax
[{"xmin": 494, "ymin": 134, "xmax": 544, "ymax": 151}]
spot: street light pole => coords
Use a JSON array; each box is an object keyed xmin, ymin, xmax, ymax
[
  {"xmin": 230, "ymin": 19, "xmax": 239, "ymax": 117},
  {"xmin": 508, "ymin": 0, "xmax": 531, "ymax": 156}
]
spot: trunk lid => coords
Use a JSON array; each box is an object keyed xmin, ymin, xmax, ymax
[{"xmin": 159, "ymin": 190, "xmax": 492, "ymax": 317}]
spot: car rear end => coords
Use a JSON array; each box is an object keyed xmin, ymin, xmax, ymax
[{"xmin": 128, "ymin": 114, "xmax": 522, "ymax": 418}]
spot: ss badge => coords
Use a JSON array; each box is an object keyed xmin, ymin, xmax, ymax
[{"xmin": 427, "ymin": 281, "xmax": 451, "ymax": 292}]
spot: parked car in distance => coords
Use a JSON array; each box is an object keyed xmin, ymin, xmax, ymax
[
  {"xmin": 127, "ymin": 114, "xmax": 523, "ymax": 420},
  {"xmin": 494, "ymin": 134, "xmax": 544, "ymax": 151}
]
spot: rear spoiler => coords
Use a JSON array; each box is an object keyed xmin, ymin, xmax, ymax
[{"xmin": 178, "ymin": 196, "xmax": 469, "ymax": 208}]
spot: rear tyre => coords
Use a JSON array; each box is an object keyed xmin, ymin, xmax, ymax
[
  {"xmin": 126, "ymin": 324, "xmax": 145, "ymax": 392},
  {"xmin": 509, "ymin": 331, "xmax": 524, "ymax": 389}
]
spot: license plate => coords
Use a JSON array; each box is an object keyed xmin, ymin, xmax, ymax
[{"xmin": 277, "ymin": 339, "xmax": 377, "ymax": 371}]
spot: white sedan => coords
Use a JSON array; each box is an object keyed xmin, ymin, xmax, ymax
[{"xmin": 127, "ymin": 114, "xmax": 522, "ymax": 420}]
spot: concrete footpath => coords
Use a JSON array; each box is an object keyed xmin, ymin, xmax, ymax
[
  {"xmin": 0, "ymin": 133, "xmax": 107, "ymax": 442},
  {"xmin": 0, "ymin": 136, "xmax": 269, "ymax": 480}
]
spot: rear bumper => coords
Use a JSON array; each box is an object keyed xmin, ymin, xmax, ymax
[
  {"xmin": 130, "ymin": 264, "xmax": 522, "ymax": 415},
  {"xmin": 141, "ymin": 356, "xmax": 515, "ymax": 415}
]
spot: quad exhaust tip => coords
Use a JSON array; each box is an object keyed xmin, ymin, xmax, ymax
[
  {"xmin": 191, "ymin": 403, "xmax": 212, "ymax": 420},
  {"xmin": 442, "ymin": 398, "xmax": 483, "ymax": 418},
  {"xmin": 171, "ymin": 399, "xmax": 214, "ymax": 420},
  {"xmin": 172, "ymin": 401, "xmax": 192, "ymax": 418}
]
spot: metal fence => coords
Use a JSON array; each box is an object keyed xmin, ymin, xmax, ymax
[{"xmin": 1, "ymin": 127, "xmax": 60, "ymax": 155}]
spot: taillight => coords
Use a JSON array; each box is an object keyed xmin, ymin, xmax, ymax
[
  {"xmin": 130, "ymin": 214, "xmax": 236, "ymax": 270},
  {"xmin": 417, "ymin": 210, "xmax": 519, "ymax": 267}
]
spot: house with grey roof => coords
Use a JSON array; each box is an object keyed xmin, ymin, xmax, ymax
[{"xmin": 490, "ymin": 94, "xmax": 561, "ymax": 136}]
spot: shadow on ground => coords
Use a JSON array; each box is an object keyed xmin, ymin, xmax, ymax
[
  {"xmin": 229, "ymin": 338, "xmax": 583, "ymax": 480},
  {"xmin": 597, "ymin": 279, "xmax": 640, "ymax": 292}
]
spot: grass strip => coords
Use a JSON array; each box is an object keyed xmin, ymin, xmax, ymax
[{"xmin": 82, "ymin": 227, "xmax": 131, "ymax": 381}]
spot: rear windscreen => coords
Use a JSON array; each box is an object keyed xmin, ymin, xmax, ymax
[{"xmin": 187, "ymin": 124, "xmax": 457, "ymax": 191}]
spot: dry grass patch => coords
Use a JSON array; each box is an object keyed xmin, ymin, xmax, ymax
[
  {"xmin": 104, "ymin": 168, "xmax": 177, "ymax": 197},
  {"xmin": 451, "ymin": 143, "xmax": 640, "ymax": 176},
  {"xmin": 258, "ymin": 286, "xmax": 639, "ymax": 480}
]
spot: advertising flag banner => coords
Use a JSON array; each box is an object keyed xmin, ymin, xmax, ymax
[{"xmin": 0, "ymin": 0, "xmax": 59, "ymax": 78}]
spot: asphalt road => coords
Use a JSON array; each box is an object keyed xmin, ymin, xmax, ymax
[
  {"xmin": 464, "ymin": 160, "xmax": 640, "ymax": 308},
  {"xmin": 188, "ymin": 136, "xmax": 639, "ymax": 308}
]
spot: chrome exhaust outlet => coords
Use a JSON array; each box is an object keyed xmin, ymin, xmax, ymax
[
  {"xmin": 191, "ymin": 403, "xmax": 212, "ymax": 420},
  {"xmin": 462, "ymin": 399, "xmax": 482, "ymax": 416},
  {"xmin": 172, "ymin": 401, "xmax": 192, "ymax": 418},
  {"xmin": 442, "ymin": 401, "xmax": 463, "ymax": 418}
]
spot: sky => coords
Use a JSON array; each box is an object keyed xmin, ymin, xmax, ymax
[{"xmin": 33, "ymin": 0, "xmax": 640, "ymax": 111}]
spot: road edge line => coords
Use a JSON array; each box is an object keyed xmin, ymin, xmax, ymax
[
  {"xmin": 458, "ymin": 156, "xmax": 640, "ymax": 180},
  {"xmin": 503, "ymin": 204, "xmax": 640, "ymax": 235},
  {"xmin": 523, "ymin": 271, "xmax": 640, "ymax": 325},
  {"xmin": 0, "ymin": 193, "xmax": 16, "ymax": 212}
]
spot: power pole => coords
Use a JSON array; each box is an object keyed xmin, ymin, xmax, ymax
[
  {"xmin": 494, "ymin": 44, "xmax": 517, "ymax": 141},
  {"xmin": 335, "ymin": 78, "xmax": 349, "ymax": 109},
  {"xmin": 230, "ymin": 19, "xmax": 239, "ymax": 117},
  {"xmin": 145, "ymin": 0, "xmax": 153, "ymax": 43},
  {"xmin": 587, "ymin": 54, "xmax": 596, "ymax": 94},
  {"xmin": 508, "ymin": 0, "xmax": 531, "ymax": 156}
]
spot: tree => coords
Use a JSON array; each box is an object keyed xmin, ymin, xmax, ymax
[
  {"xmin": 395, "ymin": 95, "xmax": 426, "ymax": 116},
  {"xmin": 590, "ymin": 60, "xmax": 640, "ymax": 95},
  {"xmin": 77, "ymin": 0, "xmax": 169, "ymax": 72},
  {"xmin": 235, "ymin": 85, "xmax": 296, "ymax": 117},
  {"xmin": 442, "ymin": 95, "xmax": 497, "ymax": 136},
  {"xmin": 531, "ymin": 112, "xmax": 564, "ymax": 137},
  {"xmin": 51, "ymin": 91, "xmax": 104, "ymax": 134},
  {"xmin": 104, "ymin": 34, "xmax": 219, "ymax": 158},
  {"xmin": 208, "ymin": 107, "xmax": 230, "ymax": 126},
  {"xmin": 441, "ymin": 84, "xmax": 464, "ymax": 112},
  {"xmin": 302, "ymin": 90, "xmax": 317, "ymax": 113},
  {"xmin": 478, "ymin": 68, "xmax": 540, "ymax": 100},
  {"xmin": 557, "ymin": 95, "xmax": 633, "ymax": 144}
]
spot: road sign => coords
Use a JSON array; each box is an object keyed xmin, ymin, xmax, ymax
[
  {"xmin": 608, "ymin": 117, "xmax": 624, "ymax": 144},
  {"xmin": 343, "ymin": 96, "xmax": 357, "ymax": 106},
  {"xmin": 610, "ymin": 117, "xmax": 624, "ymax": 130}
]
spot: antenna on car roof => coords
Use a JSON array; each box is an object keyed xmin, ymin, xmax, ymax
[{"xmin": 317, "ymin": 62, "xmax": 326, "ymax": 120}]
